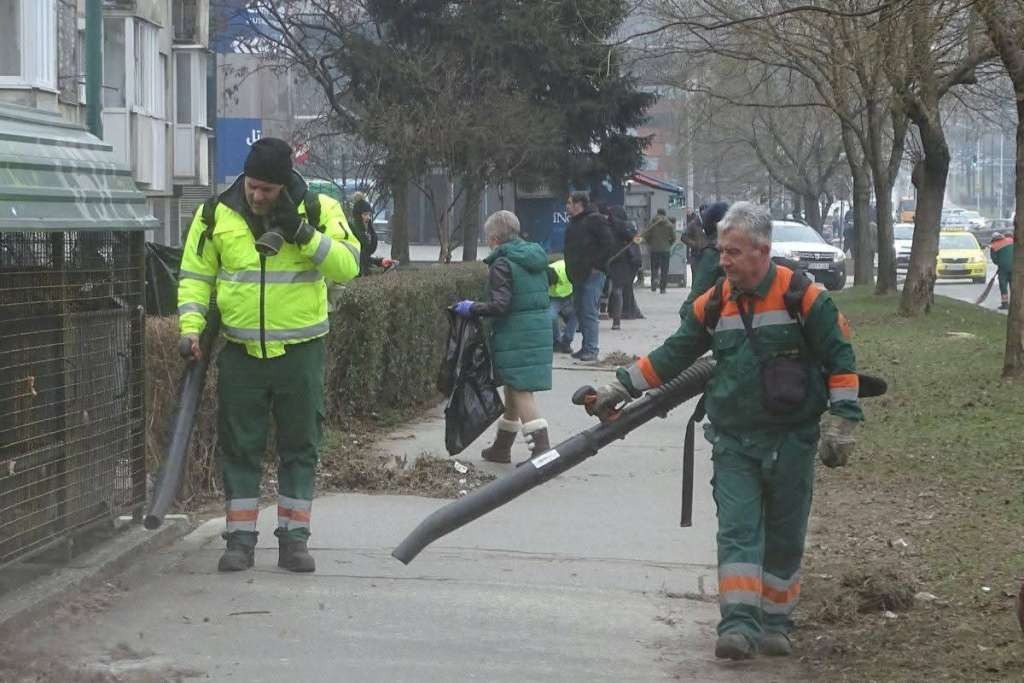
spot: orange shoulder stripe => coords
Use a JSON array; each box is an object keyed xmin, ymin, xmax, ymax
[
  {"xmin": 800, "ymin": 281, "xmax": 826, "ymax": 318},
  {"xmin": 828, "ymin": 373, "xmax": 858, "ymax": 389},
  {"xmin": 636, "ymin": 356, "xmax": 661, "ymax": 387}
]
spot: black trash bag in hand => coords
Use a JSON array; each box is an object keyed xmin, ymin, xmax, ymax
[
  {"xmin": 442, "ymin": 311, "xmax": 504, "ymax": 456},
  {"xmin": 437, "ymin": 311, "xmax": 462, "ymax": 396}
]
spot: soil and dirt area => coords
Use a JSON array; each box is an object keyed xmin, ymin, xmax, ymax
[
  {"xmin": 792, "ymin": 289, "xmax": 1024, "ymax": 680},
  {"xmin": 316, "ymin": 411, "xmax": 495, "ymax": 498}
]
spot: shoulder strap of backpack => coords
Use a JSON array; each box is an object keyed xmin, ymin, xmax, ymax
[
  {"xmin": 784, "ymin": 268, "xmax": 813, "ymax": 323},
  {"xmin": 303, "ymin": 192, "xmax": 323, "ymax": 233},
  {"xmin": 196, "ymin": 198, "xmax": 218, "ymax": 257},
  {"xmin": 702, "ymin": 276, "xmax": 727, "ymax": 331}
]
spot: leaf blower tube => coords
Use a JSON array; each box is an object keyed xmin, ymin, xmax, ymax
[
  {"xmin": 144, "ymin": 308, "xmax": 221, "ymax": 530},
  {"xmin": 391, "ymin": 358, "xmax": 716, "ymax": 565}
]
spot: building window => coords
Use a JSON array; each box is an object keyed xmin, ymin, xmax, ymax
[
  {"xmin": 175, "ymin": 52, "xmax": 191, "ymax": 123},
  {"xmin": 175, "ymin": 50, "xmax": 207, "ymax": 127},
  {"xmin": 134, "ymin": 20, "xmax": 161, "ymax": 115},
  {"xmin": 0, "ymin": 0, "xmax": 19, "ymax": 76},
  {"xmin": 0, "ymin": 0, "xmax": 56, "ymax": 89},
  {"xmin": 173, "ymin": 0, "xmax": 198, "ymax": 43},
  {"xmin": 103, "ymin": 19, "xmax": 126, "ymax": 107}
]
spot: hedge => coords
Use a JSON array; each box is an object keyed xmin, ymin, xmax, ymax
[{"xmin": 145, "ymin": 263, "xmax": 488, "ymax": 502}]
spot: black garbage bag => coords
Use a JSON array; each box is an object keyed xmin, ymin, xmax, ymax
[
  {"xmin": 442, "ymin": 311, "xmax": 504, "ymax": 456},
  {"xmin": 437, "ymin": 310, "xmax": 462, "ymax": 396},
  {"xmin": 145, "ymin": 242, "xmax": 184, "ymax": 315}
]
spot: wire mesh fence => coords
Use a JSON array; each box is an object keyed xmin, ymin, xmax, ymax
[{"xmin": 0, "ymin": 230, "xmax": 146, "ymax": 568}]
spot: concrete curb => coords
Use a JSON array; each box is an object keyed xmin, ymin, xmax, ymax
[{"xmin": 0, "ymin": 516, "xmax": 193, "ymax": 637}]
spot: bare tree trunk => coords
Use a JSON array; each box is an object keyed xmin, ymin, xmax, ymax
[
  {"xmin": 791, "ymin": 192, "xmax": 803, "ymax": 221},
  {"xmin": 976, "ymin": 0, "xmax": 1024, "ymax": 376},
  {"xmin": 389, "ymin": 178, "xmax": 411, "ymax": 264},
  {"xmin": 899, "ymin": 122, "xmax": 950, "ymax": 317},
  {"xmin": 1004, "ymin": 94, "xmax": 1024, "ymax": 376},
  {"xmin": 459, "ymin": 177, "xmax": 483, "ymax": 262},
  {"xmin": 852, "ymin": 166, "xmax": 874, "ymax": 285},
  {"xmin": 803, "ymin": 192, "xmax": 822, "ymax": 231},
  {"xmin": 873, "ymin": 186, "xmax": 897, "ymax": 292}
]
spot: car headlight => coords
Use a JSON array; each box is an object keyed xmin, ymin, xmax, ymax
[
  {"xmin": 970, "ymin": 255, "xmax": 985, "ymax": 264},
  {"xmin": 772, "ymin": 249, "xmax": 795, "ymax": 260},
  {"xmin": 834, "ymin": 251, "xmax": 846, "ymax": 263}
]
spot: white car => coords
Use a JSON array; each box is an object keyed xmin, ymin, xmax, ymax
[
  {"xmin": 770, "ymin": 220, "xmax": 847, "ymax": 290},
  {"xmin": 894, "ymin": 222, "xmax": 914, "ymax": 270}
]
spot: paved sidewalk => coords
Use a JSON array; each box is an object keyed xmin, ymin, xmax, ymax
[{"xmin": 14, "ymin": 286, "xmax": 804, "ymax": 682}]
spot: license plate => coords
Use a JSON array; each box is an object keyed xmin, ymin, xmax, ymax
[
  {"xmin": 807, "ymin": 262, "xmax": 831, "ymax": 270},
  {"xmin": 944, "ymin": 264, "xmax": 967, "ymax": 271}
]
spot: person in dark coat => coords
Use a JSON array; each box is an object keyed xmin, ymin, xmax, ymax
[
  {"xmin": 682, "ymin": 201, "xmax": 729, "ymax": 310},
  {"xmin": 605, "ymin": 205, "xmax": 641, "ymax": 329},
  {"xmin": 349, "ymin": 193, "xmax": 394, "ymax": 274},
  {"xmin": 454, "ymin": 210, "xmax": 553, "ymax": 464},
  {"xmin": 563, "ymin": 191, "xmax": 614, "ymax": 362}
]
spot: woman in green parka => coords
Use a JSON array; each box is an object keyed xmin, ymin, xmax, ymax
[{"xmin": 453, "ymin": 210, "xmax": 553, "ymax": 464}]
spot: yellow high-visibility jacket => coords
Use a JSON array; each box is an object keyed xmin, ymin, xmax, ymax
[{"xmin": 177, "ymin": 174, "xmax": 360, "ymax": 358}]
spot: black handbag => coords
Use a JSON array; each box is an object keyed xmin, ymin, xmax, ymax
[{"xmin": 737, "ymin": 296, "xmax": 809, "ymax": 415}]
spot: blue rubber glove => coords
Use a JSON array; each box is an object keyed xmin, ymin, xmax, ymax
[{"xmin": 453, "ymin": 300, "xmax": 476, "ymax": 318}]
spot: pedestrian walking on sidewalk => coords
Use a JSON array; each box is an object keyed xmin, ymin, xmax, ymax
[
  {"xmin": 453, "ymin": 210, "xmax": 553, "ymax": 464},
  {"xmin": 177, "ymin": 138, "xmax": 362, "ymax": 573},
  {"xmin": 591, "ymin": 202, "xmax": 863, "ymax": 660},
  {"xmin": 564, "ymin": 191, "xmax": 613, "ymax": 362},
  {"xmin": 548, "ymin": 258, "xmax": 577, "ymax": 354},
  {"xmin": 990, "ymin": 232, "xmax": 1015, "ymax": 309},
  {"xmin": 642, "ymin": 208, "xmax": 676, "ymax": 294},
  {"xmin": 606, "ymin": 205, "xmax": 640, "ymax": 330}
]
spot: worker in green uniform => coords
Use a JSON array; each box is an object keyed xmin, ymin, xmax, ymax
[
  {"xmin": 178, "ymin": 138, "xmax": 361, "ymax": 573},
  {"xmin": 990, "ymin": 232, "xmax": 1015, "ymax": 310},
  {"xmin": 591, "ymin": 202, "xmax": 863, "ymax": 660}
]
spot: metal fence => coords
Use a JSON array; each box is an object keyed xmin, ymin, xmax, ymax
[{"xmin": 0, "ymin": 230, "xmax": 146, "ymax": 567}]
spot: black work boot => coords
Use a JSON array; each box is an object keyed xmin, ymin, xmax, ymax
[
  {"xmin": 481, "ymin": 418, "xmax": 520, "ymax": 464},
  {"xmin": 218, "ymin": 531, "xmax": 256, "ymax": 572},
  {"xmin": 275, "ymin": 528, "xmax": 316, "ymax": 573},
  {"xmin": 521, "ymin": 419, "xmax": 551, "ymax": 461}
]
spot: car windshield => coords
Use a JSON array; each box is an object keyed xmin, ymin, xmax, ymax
[
  {"xmin": 939, "ymin": 233, "xmax": 979, "ymax": 250},
  {"xmin": 772, "ymin": 223, "xmax": 826, "ymax": 244},
  {"xmin": 894, "ymin": 225, "xmax": 914, "ymax": 240}
]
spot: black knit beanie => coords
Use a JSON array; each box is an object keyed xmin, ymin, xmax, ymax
[
  {"xmin": 244, "ymin": 137, "xmax": 293, "ymax": 186},
  {"xmin": 700, "ymin": 201, "xmax": 730, "ymax": 237}
]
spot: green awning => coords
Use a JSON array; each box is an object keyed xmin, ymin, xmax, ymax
[{"xmin": 0, "ymin": 103, "xmax": 158, "ymax": 232}]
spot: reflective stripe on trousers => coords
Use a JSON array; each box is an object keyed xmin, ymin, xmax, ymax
[
  {"xmin": 277, "ymin": 495, "xmax": 313, "ymax": 531},
  {"xmin": 225, "ymin": 497, "xmax": 259, "ymax": 534}
]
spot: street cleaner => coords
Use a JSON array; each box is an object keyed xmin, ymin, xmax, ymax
[
  {"xmin": 177, "ymin": 137, "xmax": 361, "ymax": 573},
  {"xmin": 990, "ymin": 231, "xmax": 1015, "ymax": 310},
  {"xmin": 591, "ymin": 202, "xmax": 863, "ymax": 660}
]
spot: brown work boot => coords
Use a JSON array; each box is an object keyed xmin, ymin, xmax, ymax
[
  {"xmin": 714, "ymin": 632, "xmax": 755, "ymax": 660},
  {"xmin": 276, "ymin": 533, "xmax": 316, "ymax": 573},
  {"xmin": 759, "ymin": 631, "xmax": 792, "ymax": 656},
  {"xmin": 521, "ymin": 419, "xmax": 550, "ymax": 460},
  {"xmin": 217, "ymin": 532, "xmax": 256, "ymax": 572},
  {"xmin": 481, "ymin": 418, "xmax": 519, "ymax": 464}
]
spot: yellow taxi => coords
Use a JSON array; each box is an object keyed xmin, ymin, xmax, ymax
[{"xmin": 936, "ymin": 230, "xmax": 986, "ymax": 282}]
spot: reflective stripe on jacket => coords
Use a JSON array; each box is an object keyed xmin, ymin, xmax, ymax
[
  {"xmin": 178, "ymin": 176, "xmax": 360, "ymax": 358},
  {"xmin": 548, "ymin": 259, "xmax": 573, "ymax": 299}
]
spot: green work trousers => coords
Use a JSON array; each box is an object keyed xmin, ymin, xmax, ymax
[
  {"xmin": 217, "ymin": 338, "xmax": 325, "ymax": 542},
  {"xmin": 708, "ymin": 423, "xmax": 819, "ymax": 643}
]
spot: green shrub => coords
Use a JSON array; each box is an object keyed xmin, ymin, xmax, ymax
[{"xmin": 146, "ymin": 263, "xmax": 488, "ymax": 501}]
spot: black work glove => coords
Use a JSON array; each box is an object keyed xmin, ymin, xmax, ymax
[{"xmin": 271, "ymin": 192, "xmax": 316, "ymax": 246}]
